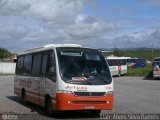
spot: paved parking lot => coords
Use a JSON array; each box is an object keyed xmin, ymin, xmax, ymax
[{"xmin": 0, "ymin": 75, "xmax": 160, "ymax": 120}]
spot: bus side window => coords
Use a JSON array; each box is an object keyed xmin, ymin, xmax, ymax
[
  {"xmin": 32, "ymin": 53, "xmax": 42, "ymax": 76},
  {"xmin": 47, "ymin": 51, "xmax": 56, "ymax": 75},
  {"xmin": 16, "ymin": 56, "xmax": 24, "ymax": 74},
  {"xmin": 23, "ymin": 54, "xmax": 32, "ymax": 75},
  {"xmin": 41, "ymin": 53, "xmax": 48, "ymax": 76},
  {"xmin": 43, "ymin": 50, "xmax": 56, "ymax": 81}
]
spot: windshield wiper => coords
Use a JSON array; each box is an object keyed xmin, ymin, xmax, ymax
[{"xmin": 81, "ymin": 77, "xmax": 93, "ymax": 85}]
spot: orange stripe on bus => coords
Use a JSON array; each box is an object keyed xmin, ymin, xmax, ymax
[{"xmin": 55, "ymin": 93, "xmax": 113, "ymax": 111}]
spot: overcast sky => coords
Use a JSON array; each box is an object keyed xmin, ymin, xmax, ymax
[{"xmin": 0, "ymin": 0, "xmax": 160, "ymax": 51}]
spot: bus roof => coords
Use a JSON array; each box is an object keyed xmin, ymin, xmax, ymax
[
  {"xmin": 154, "ymin": 57, "xmax": 160, "ymax": 60},
  {"xmin": 17, "ymin": 44, "xmax": 92, "ymax": 56},
  {"xmin": 27, "ymin": 44, "xmax": 82, "ymax": 51},
  {"xmin": 106, "ymin": 56, "xmax": 131, "ymax": 59}
]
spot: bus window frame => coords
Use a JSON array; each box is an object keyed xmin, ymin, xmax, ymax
[
  {"xmin": 45, "ymin": 50, "xmax": 57, "ymax": 82},
  {"xmin": 15, "ymin": 49, "xmax": 57, "ymax": 82}
]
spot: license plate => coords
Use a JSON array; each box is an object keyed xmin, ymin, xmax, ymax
[{"xmin": 84, "ymin": 106, "xmax": 95, "ymax": 109}]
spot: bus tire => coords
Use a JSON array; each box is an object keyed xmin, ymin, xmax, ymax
[
  {"xmin": 21, "ymin": 90, "xmax": 27, "ymax": 105},
  {"xmin": 45, "ymin": 97, "xmax": 53, "ymax": 116}
]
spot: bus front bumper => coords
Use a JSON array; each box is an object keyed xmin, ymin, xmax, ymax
[{"xmin": 53, "ymin": 93, "xmax": 114, "ymax": 111}]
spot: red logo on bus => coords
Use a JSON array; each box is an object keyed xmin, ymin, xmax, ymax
[{"xmin": 118, "ymin": 65, "xmax": 121, "ymax": 71}]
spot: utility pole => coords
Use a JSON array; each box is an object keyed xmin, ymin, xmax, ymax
[{"xmin": 151, "ymin": 43, "xmax": 154, "ymax": 62}]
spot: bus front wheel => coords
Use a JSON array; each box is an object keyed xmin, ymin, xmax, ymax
[{"xmin": 45, "ymin": 97, "xmax": 53, "ymax": 116}]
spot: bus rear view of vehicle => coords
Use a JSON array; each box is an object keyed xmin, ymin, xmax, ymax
[
  {"xmin": 106, "ymin": 57, "xmax": 128, "ymax": 76},
  {"xmin": 153, "ymin": 57, "xmax": 160, "ymax": 79},
  {"xmin": 14, "ymin": 44, "xmax": 113, "ymax": 116}
]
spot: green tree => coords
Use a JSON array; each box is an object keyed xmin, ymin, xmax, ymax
[{"xmin": 0, "ymin": 48, "xmax": 11, "ymax": 60}]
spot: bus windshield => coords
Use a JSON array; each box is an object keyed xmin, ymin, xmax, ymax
[
  {"xmin": 57, "ymin": 48, "xmax": 112, "ymax": 85},
  {"xmin": 107, "ymin": 59, "xmax": 126, "ymax": 66}
]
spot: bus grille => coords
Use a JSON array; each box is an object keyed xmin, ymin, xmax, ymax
[
  {"xmin": 72, "ymin": 101, "xmax": 106, "ymax": 104},
  {"xmin": 73, "ymin": 92, "xmax": 106, "ymax": 97}
]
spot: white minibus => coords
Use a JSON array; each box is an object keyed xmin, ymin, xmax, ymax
[{"xmin": 14, "ymin": 44, "xmax": 113, "ymax": 116}]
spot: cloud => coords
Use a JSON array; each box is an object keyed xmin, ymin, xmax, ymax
[
  {"xmin": 0, "ymin": 0, "xmax": 87, "ymax": 21},
  {"xmin": 0, "ymin": 0, "xmax": 30, "ymax": 15},
  {"xmin": 0, "ymin": 0, "xmax": 117, "ymax": 51},
  {"xmin": 1, "ymin": 0, "xmax": 159, "ymax": 51},
  {"xmin": 66, "ymin": 15, "xmax": 116, "ymax": 39},
  {"xmin": 150, "ymin": 28, "xmax": 160, "ymax": 40},
  {"xmin": 109, "ymin": 28, "xmax": 160, "ymax": 48}
]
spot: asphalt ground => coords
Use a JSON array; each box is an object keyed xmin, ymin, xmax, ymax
[{"xmin": 0, "ymin": 75, "xmax": 160, "ymax": 120}]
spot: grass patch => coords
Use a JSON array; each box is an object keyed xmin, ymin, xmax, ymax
[
  {"xmin": 127, "ymin": 64, "xmax": 153, "ymax": 77},
  {"xmin": 0, "ymin": 73, "xmax": 15, "ymax": 76}
]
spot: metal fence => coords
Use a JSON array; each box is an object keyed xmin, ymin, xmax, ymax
[{"xmin": 0, "ymin": 63, "xmax": 16, "ymax": 74}]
